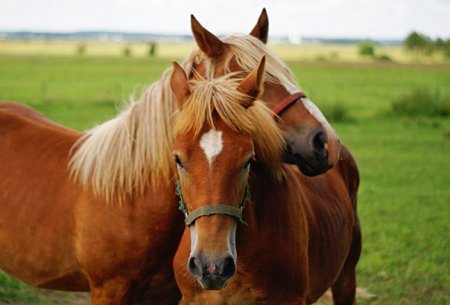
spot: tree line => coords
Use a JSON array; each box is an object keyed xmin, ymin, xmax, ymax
[{"xmin": 404, "ymin": 31, "xmax": 450, "ymax": 57}]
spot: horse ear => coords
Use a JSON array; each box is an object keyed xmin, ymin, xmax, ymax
[
  {"xmin": 191, "ymin": 14, "xmax": 225, "ymax": 58},
  {"xmin": 170, "ymin": 61, "xmax": 191, "ymax": 108},
  {"xmin": 249, "ymin": 8, "xmax": 269, "ymax": 44},
  {"xmin": 237, "ymin": 56, "xmax": 265, "ymax": 107}
]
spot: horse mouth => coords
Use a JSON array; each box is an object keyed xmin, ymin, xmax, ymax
[
  {"xmin": 283, "ymin": 146, "xmax": 329, "ymax": 176},
  {"xmin": 198, "ymin": 277, "xmax": 228, "ymax": 290}
]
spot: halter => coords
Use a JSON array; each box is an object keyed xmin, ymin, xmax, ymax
[
  {"xmin": 176, "ymin": 181, "xmax": 250, "ymax": 226},
  {"xmin": 272, "ymin": 92, "xmax": 307, "ymax": 116}
]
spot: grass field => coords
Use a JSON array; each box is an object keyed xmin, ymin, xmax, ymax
[
  {"xmin": 1, "ymin": 39, "xmax": 449, "ymax": 63},
  {"xmin": 0, "ymin": 41, "xmax": 449, "ymax": 305}
]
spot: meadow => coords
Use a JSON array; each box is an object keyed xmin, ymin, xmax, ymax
[{"xmin": 0, "ymin": 41, "xmax": 449, "ymax": 305}]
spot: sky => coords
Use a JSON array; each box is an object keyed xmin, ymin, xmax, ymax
[{"xmin": 1, "ymin": 0, "xmax": 449, "ymax": 40}]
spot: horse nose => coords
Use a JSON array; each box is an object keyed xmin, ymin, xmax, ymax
[
  {"xmin": 188, "ymin": 256, "xmax": 203, "ymax": 278},
  {"xmin": 188, "ymin": 255, "xmax": 236, "ymax": 278},
  {"xmin": 312, "ymin": 130, "xmax": 328, "ymax": 160},
  {"xmin": 188, "ymin": 255, "xmax": 236, "ymax": 289},
  {"xmin": 220, "ymin": 256, "xmax": 236, "ymax": 278}
]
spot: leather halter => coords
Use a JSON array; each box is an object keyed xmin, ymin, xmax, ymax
[
  {"xmin": 175, "ymin": 92, "xmax": 306, "ymax": 226},
  {"xmin": 176, "ymin": 181, "xmax": 250, "ymax": 226},
  {"xmin": 271, "ymin": 92, "xmax": 307, "ymax": 116}
]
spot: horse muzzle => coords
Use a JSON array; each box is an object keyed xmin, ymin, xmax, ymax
[
  {"xmin": 283, "ymin": 128, "xmax": 330, "ymax": 176},
  {"xmin": 188, "ymin": 254, "xmax": 236, "ymax": 290}
]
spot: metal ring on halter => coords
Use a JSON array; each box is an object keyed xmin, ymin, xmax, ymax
[{"xmin": 176, "ymin": 181, "xmax": 250, "ymax": 226}]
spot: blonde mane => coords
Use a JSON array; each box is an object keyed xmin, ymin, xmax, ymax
[
  {"xmin": 70, "ymin": 57, "xmax": 194, "ymax": 204},
  {"xmin": 69, "ymin": 34, "xmax": 294, "ymax": 204},
  {"xmin": 174, "ymin": 73, "xmax": 284, "ymax": 176}
]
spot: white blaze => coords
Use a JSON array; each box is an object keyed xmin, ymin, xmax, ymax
[
  {"xmin": 302, "ymin": 98, "xmax": 329, "ymax": 127},
  {"xmin": 199, "ymin": 129, "xmax": 223, "ymax": 166},
  {"xmin": 302, "ymin": 97, "xmax": 340, "ymax": 140}
]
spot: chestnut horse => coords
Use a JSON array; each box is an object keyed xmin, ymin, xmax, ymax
[
  {"xmin": 171, "ymin": 58, "xmax": 361, "ymax": 305},
  {"xmin": 0, "ymin": 10, "xmax": 344, "ymax": 305},
  {"xmin": 189, "ymin": 11, "xmax": 342, "ymax": 176}
]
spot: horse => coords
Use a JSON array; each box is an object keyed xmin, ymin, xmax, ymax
[
  {"xmin": 188, "ymin": 10, "xmax": 342, "ymax": 176},
  {"xmin": 170, "ymin": 57, "xmax": 361, "ymax": 305},
  {"xmin": 0, "ymin": 10, "xmax": 345, "ymax": 305}
]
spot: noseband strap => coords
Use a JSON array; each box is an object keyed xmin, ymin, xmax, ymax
[
  {"xmin": 272, "ymin": 92, "xmax": 307, "ymax": 115},
  {"xmin": 176, "ymin": 181, "xmax": 250, "ymax": 226},
  {"xmin": 184, "ymin": 204, "xmax": 244, "ymax": 226}
]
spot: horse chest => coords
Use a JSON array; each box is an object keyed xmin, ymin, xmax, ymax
[
  {"xmin": 181, "ymin": 269, "xmax": 303, "ymax": 305},
  {"xmin": 181, "ymin": 278, "xmax": 265, "ymax": 305}
]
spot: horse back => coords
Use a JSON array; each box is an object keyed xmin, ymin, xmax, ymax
[{"xmin": 0, "ymin": 102, "xmax": 87, "ymax": 289}]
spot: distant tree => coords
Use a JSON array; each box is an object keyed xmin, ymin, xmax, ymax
[
  {"xmin": 446, "ymin": 40, "xmax": 450, "ymax": 58},
  {"xmin": 148, "ymin": 42, "xmax": 157, "ymax": 57},
  {"xmin": 76, "ymin": 43, "xmax": 87, "ymax": 56},
  {"xmin": 404, "ymin": 32, "xmax": 450, "ymax": 59},
  {"xmin": 123, "ymin": 46, "xmax": 132, "ymax": 57},
  {"xmin": 434, "ymin": 38, "xmax": 450, "ymax": 58},
  {"xmin": 434, "ymin": 38, "xmax": 446, "ymax": 50},
  {"xmin": 404, "ymin": 31, "xmax": 430, "ymax": 53},
  {"xmin": 358, "ymin": 42, "xmax": 375, "ymax": 57}
]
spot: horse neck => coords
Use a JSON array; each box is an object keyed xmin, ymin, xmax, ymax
[{"xmin": 245, "ymin": 165, "xmax": 308, "ymax": 232}]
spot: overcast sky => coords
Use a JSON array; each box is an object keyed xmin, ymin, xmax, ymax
[{"xmin": 1, "ymin": 0, "xmax": 449, "ymax": 39}]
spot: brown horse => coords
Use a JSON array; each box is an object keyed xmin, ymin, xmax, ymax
[
  {"xmin": 0, "ymin": 10, "xmax": 344, "ymax": 305},
  {"xmin": 189, "ymin": 10, "xmax": 342, "ymax": 176},
  {"xmin": 170, "ymin": 57, "xmax": 361, "ymax": 305}
]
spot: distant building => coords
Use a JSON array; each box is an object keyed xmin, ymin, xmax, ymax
[{"xmin": 288, "ymin": 33, "xmax": 302, "ymax": 44}]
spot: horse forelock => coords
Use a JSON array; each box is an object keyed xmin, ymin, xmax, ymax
[{"xmin": 173, "ymin": 73, "xmax": 285, "ymax": 179}]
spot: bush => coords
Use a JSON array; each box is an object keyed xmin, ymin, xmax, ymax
[
  {"xmin": 376, "ymin": 54, "xmax": 392, "ymax": 61},
  {"xmin": 322, "ymin": 103, "xmax": 352, "ymax": 123},
  {"xmin": 76, "ymin": 43, "xmax": 86, "ymax": 56},
  {"xmin": 148, "ymin": 42, "xmax": 157, "ymax": 57},
  {"xmin": 391, "ymin": 89, "xmax": 450, "ymax": 117},
  {"xmin": 358, "ymin": 42, "xmax": 375, "ymax": 57},
  {"xmin": 123, "ymin": 46, "xmax": 132, "ymax": 57}
]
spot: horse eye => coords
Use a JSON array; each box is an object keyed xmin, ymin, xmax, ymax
[
  {"xmin": 174, "ymin": 155, "xmax": 184, "ymax": 169},
  {"xmin": 243, "ymin": 158, "xmax": 252, "ymax": 170}
]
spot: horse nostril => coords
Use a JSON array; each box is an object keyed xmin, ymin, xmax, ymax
[
  {"xmin": 312, "ymin": 131, "xmax": 327, "ymax": 155},
  {"xmin": 188, "ymin": 256, "xmax": 202, "ymax": 278},
  {"xmin": 221, "ymin": 256, "xmax": 236, "ymax": 278}
]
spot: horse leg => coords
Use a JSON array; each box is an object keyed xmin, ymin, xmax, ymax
[
  {"xmin": 331, "ymin": 221, "xmax": 362, "ymax": 305},
  {"xmin": 90, "ymin": 278, "xmax": 133, "ymax": 305}
]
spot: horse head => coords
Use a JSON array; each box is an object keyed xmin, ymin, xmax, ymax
[
  {"xmin": 187, "ymin": 9, "xmax": 341, "ymax": 176},
  {"xmin": 170, "ymin": 57, "xmax": 282, "ymax": 290}
]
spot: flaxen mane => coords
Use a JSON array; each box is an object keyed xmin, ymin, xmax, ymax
[
  {"xmin": 70, "ymin": 58, "xmax": 193, "ymax": 204},
  {"xmin": 69, "ymin": 35, "xmax": 293, "ymax": 204}
]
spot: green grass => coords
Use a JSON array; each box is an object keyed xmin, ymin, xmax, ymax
[
  {"xmin": 0, "ymin": 272, "xmax": 45, "ymax": 304},
  {"xmin": 391, "ymin": 88, "xmax": 450, "ymax": 117},
  {"xmin": 0, "ymin": 56, "xmax": 171, "ymax": 130},
  {"xmin": 0, "ymin": 52, "xmax": 449, "ymax": 305}
]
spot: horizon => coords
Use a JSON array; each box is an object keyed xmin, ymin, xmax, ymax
[
  {"xmin": 1, "ymin": 0, "xmax": 449, "ymax": 41},
  {"xmin": 0, "ymin": 29, "xmax": 410, "ymax": 42}
]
